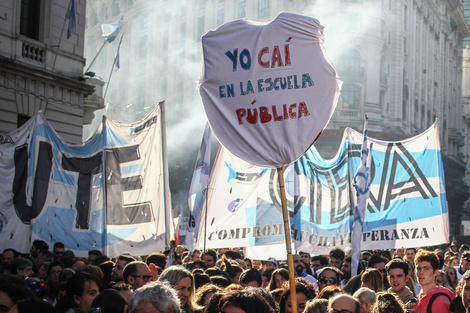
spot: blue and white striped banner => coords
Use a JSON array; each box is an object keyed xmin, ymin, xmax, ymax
[{"xmin": 195, "ymin": 123, "xmax": 448, "ymax": 253}]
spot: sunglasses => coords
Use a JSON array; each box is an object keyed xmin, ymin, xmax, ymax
[
  {"xmin": 318, "ymin": 276, "xmax": 337, "ymax": 284},
  {"xmin": 133, "ymin": 275, "xmax": 152, "ymax": 282}
]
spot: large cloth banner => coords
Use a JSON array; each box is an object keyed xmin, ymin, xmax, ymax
[
  {"xmin": 0, "ymin": 105, "xmax": 172, "ymax": 257},
  {"xmin": 195, "ymin": 123, "xmax": 448, "ymax": 253},
  {"xmin": 198, "ymin": 12, "xmax": 341, "ymax": 167}
]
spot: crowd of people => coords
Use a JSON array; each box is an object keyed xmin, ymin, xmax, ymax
[{"xmin": 0, "ymin": 240, "xmax": 470, "ymax": 313}]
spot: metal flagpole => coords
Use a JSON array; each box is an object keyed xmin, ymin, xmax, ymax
[
  {"xmin": 85, "ymin": 41, "xmax": 107, "ymax": 73},
  {"xmin": 103, "ymin": 34, "xmax": 123, "ymax": 99},
  {"xmin": 277, "ymin": 167, "xmax": 297, "ymax": 313}
]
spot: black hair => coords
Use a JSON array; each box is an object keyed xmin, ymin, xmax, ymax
[
  {"xmin": 329, "ymin": 249, "xmax": 345, "ymax": 261},
  {"xmin": 16, "ymin": 299, "xmax": 58, "ymax": 313},
  {"xmin": 239, "ymin": 268, "xmax": 262, "ymax": 287},
  {"xmin": 368, "ymin": 255, "xmax": 387, "ymax": 268},
  {"xmin": 55, "ymin": 272, "xmax": 101, "ymax": 313},
  {"xmin": 32, "ymin": 240, "xmax": 49, "ymax": 252},
  {"xmin": 53, "ymin": 242, "xmax": 65, "ymax": 250},
  {"xmin": 385, "ymin": 258, "xmax": 409, "ymax": 276},
  {"xmin": 312, "ymin": 255, "xmax": 328, "ymax": 266},
  {"xmin": 91, "ymin": 289, "xmax": 127, "ymax": 313}
]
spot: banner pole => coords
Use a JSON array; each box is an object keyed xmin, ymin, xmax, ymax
[
  {"xmin": 277, "ymin": 167, "xmax": 297, "ymax": 313},
  {"xmin": 203, "ymin": 186, "xmax": 208, "ymax": 252}
]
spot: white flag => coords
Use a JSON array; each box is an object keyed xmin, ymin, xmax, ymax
[
  {"xmin": 351, "ymin": 116, "xmax": 373, "ymax": 276},
  {"xmin": 185, "ymin": 123, "xmax": 212, "ymax": 251}
]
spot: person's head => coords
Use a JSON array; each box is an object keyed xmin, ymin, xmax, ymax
[
  {"xmin": 10, "ymin": 258, "xmax": 33, "ymax": 278},
  {"xmin": 111, "ymin": 255, "xmax": 136, "ymax": 282},
  {"xmin": 1, "ymin": 249, "xmax": 17, "ymax": 268},
  {"xmin": 30, "ymin": 240, "xmax": 49, "ymax": 257},
  {"xmin": 304, "ymin": 298, "xmax": 329, "ymax": 313},
  {"xmin": 265, "ymin": 257, "xmax": 279, "ymax": 272},
  {"xmin": 239, "ymin": 268, "xmax": 262, "ymax": 288},
  {"xmin": 317, "ymin": 286, "xmax": 344, "ymax": 300},
  {"xmin": 218, "ymin": 289, "xmax": 275, "ymax": 313},
  {"xmin": 129, "ymin": 280, "xmax": 180, "ymax": 313},
  {"xmin": 445, "ymin": 266, "xmax": 458, "ymax": 284},
  {"xmin": 36, "ymin": 250, "xmax": 54, "ymax": 267},
  {"xmin": 123, "ymin": 261, "xmax": 152, "ymax": 291},
  {"xmin": 329, "ymin": 249, "xmax": 345, "ymax": 269},
  {"xmin": 414, "ymin": 250, "xmax": 439, "ymax": 290},
  {"xmin": 317, "ymin": 267, "xmax": 342, "ymax": 291},
  {"xmin": 203, "ymin": 249, "xmax": 217, "ymax": 268},
  {"xmin": 353, "ymin": 287, "xmax": 377, "ymax": 313},
  {"xmin": 48, "ymin": 261, "xmax": 64, "ymax": 286},
  {"xmin": 112, "ymin": 283, "xmax": 133, "ymax": 302},
  {"xmin": 404, "ymin": 248, "xmax": 416, "ymax": 262},
  {"xmin": 436, "ymin": 270, "xmax": 450, "ymax": 287},
  {"xmin": 158, "ymin": 266, "xmax": 196, "ymax": 311},
  {"xmin": 461, "ymin": 252, "xmax": 470, "ymax": 272},
  {"xmin": 361, "ymin": 268, "xmax": 383, "ymax": 293},
  {"xmin": 299, "ymin": 252, "xmax": 311, "ymax": 264},
  {"xmin": 262, "ymin": 269, "xmax": 273, "ymax": 287},
  {"xmin": 461, "ymin": 270, "xmax": 470, "ymax": 312},
  {"xmin": 0, "ymin": 284, "xmax": 35, "ymax": 313},
  {"xmin": 370, "ymin": 292, "xmax": 405, "ymax": 313},
  {"xmin": 87, "ymin": 250, "xmax": 103, "ymax": 265},
  {"xmin": 146, "ymin": 252, "xmax": 167, "ymax": 269},
  {"xmin": 367, "ymin": 255, "xmax": 387, "ymax": 278},
  {"xmin": 328, "ymin": 294, "xmax": 361, "ymax": 313},
  {"xmin": 341, "ymin": 257, "xmax": 352, "ymax": 280},
  {"xmin": 450, "ymin": 256, "xmax": 460, "ymax": 267},
  {"xmin": 91, "ymin": 289, "xmax": 128, "ymax": 313},
  {"xmin": 52, "ymin": 242, "xmax": 65, "ymax": 259},
  {"xmin": 385, "ymin": 259, "xmax": 409, "ymax": 293},
  {"xmin": 312, "ymin": 255, "xmax": 328, "ymax": 272},
  {"xmin": 394, "ymin": 249, "xmax": 405, "ymax": 259},
  {"xmin": 279, "ymin": 280, "xmax": 316, "ymax": 313},
  {"xmin": 293, "ymin": 254, "xmax": 306, "ymax": 275},
  {"xmin": 191, "ymin": 249, "xmax": 202, "ymax": 262},
  {"xmin": 56, "ymin": 272, "xmax": 100, "ymax": 312},
  {"xmin": 268, "ymin": 268, "xmax": 289, "ymax": 290},
  {"xmin": 194, "ymin": 283, "xmax": 223, "ymax": 307},
  {"xmin": 221, "ymin": 255, "xmax": 244, "ymax": 284},
  {"xmin": 9, "ymin": 299, "xmax": 58, "ymax": 313},
  {"xmin": 72, "ymin": 259, "xmax": 86, "ymax": 272}
]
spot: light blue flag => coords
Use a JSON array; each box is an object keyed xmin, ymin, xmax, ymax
[
  {"xmin": 351, "ymin": 116, "xmax": 373, "ymax": 277},
  {"xmin": 66, "ymin": 0, "xmax": 76, "ymax": 39},
  {"xmin": 101, "ymin": 22, "xmax": 122, "ymax": 43},
  {"xmin": 113, "ymin": 35, "xmax": 123, "ymax": 72},
  {"xmin": 186, "ymin": 123, "xmax": 212, "ymax": 251}
]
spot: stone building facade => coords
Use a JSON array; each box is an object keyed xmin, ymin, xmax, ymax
[{"xmin": 0, "ymin": 0, "xmax": 103, "ymax": 144}]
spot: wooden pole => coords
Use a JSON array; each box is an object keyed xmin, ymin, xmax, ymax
[{"xmin": 277, "ymin": 167, "xmax": 297, "ymax": 313}]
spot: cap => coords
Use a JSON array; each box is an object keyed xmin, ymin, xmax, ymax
[
  {"xmin": 266, "ymin": 257, "xmax": 278, "ymax": 266},
  {"xmin": 462, "ymin": 252, "xmax": 470, "ymax": 259}
]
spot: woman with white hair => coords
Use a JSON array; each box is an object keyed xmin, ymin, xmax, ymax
[{"xmin": 128, "ymin": 281, "xmax": 180, "ymax": 313}]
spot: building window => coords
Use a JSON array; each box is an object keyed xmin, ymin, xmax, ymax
[
  {"xmin": 338, "ymin": 84, "xmax": 360, "ymax": 109},
  {"xmin": 20, "ymin": 0, "xmax": 41, "ymax": 40},
  {"xmin": 238, "ymin": 1, "xmax": 247, "ymax": 18},
  {"xmin": 17, "ymin": 114, "xmax": 30, "ymax": 128},
  {"xmin": 217, "ymin": 9, "xmax": 225, "ymax": 26},
  {"xmin": 258, "ymin": 0, "xmax": 270, "ymax": 18}
]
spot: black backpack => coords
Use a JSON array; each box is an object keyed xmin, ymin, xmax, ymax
[{"xmin": 427, "ymin": 292, "xmax": 452, "ymax": 313}]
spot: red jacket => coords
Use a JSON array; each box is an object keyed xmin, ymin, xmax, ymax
[{"xmin": 416, "ymin": 286, "xmax": 454, "ymax": 313}]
